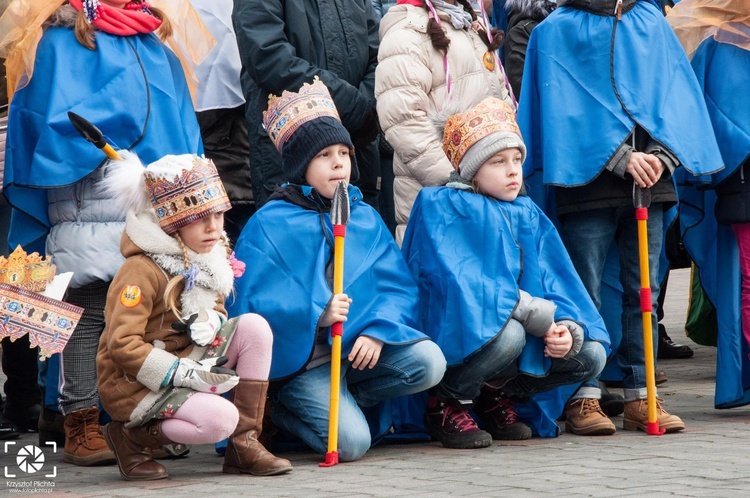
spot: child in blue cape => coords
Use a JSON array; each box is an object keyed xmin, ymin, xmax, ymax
[
  {"xmin": 402, "ymin": 97, "xmax": 611, "ymax": 449},
  {"xmin": 228, "ymin": 78, "xmax": 446, "ymax": 463}
]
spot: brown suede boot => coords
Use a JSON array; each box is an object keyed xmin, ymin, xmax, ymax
[
  {"xmin": 623, "ymin": 397, "xmax": 685, "ymax": 433},
  {"xmin": 102, "ymin": 420, "xmax": 172, "ymax": 481},
  {"xmin": 565, "ymin": 398, "xmax": 616, "ymax": 436},
  {"xmin": 223, "ymin": 380, "xmax": 293, "ymax": 476},
  {"xmin": 62, "ymin": 407, "xmax": 116, "ymax": 466}
]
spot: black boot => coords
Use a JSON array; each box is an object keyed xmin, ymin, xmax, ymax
[
  {"xmin": 474, "ymin": 392, "xmax": 532, "ymax": 440},
  {"xmin": 0, "ymin": 404, "xmax": 20, "ymax": 440},
  {"xmin": 424, "ymin": 395, "xmax": 492, "ymax": 449},
  {"xmin": 657, "ymin": 324, "xmax": 694, "ymax": 359}
]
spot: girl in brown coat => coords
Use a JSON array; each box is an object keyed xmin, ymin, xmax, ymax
[{"xmin": 97, "ymin": 152, "xmax": 291, "ymax": 480}]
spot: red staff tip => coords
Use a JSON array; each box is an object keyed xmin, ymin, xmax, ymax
[
  {"xmin": 646, "ymin": 421, "xmax": 666, "ymax": 436},
  {"xmin": 319, "ymin": 451, "xmax": 339, "ymax": 467}
]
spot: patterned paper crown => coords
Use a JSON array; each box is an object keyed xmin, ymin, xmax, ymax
[
  {"xmin": 262, "ymin": 76, "xmax": 342, "ymax": 152},
  {"xmin": 0, "ymin": 246, "xmax": 56, "ymax": 293},
  {"xmin": 0, "ymin": 283, "xmax": 83, "ymax": 360},
  {"xmin": 144, "ymin": 155, "xmax": 232, "ymax": 234},
  {"xmin": 442, "ymin": 98, "xmax": 522, "ymax": 169}
]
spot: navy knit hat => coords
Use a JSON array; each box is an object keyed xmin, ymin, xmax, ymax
[
  {"xmin": 264, "ymin": 77, "xmax": 359, "ymax": 185},
  {"xmin": 280, "ymin": 116, "xmax": 359, "ymax": 185}
]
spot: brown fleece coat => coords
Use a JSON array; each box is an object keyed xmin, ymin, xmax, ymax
[{"xmin": 97, "ymin": 231, "xmax": 227, "ymax": 423}]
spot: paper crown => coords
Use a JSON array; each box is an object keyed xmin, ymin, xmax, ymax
[
  {"xmin": 262, "ymin": 76, "xmax": 342, "ymax": 152},
  {"xmin": 442, "ymin": 98, "xmax": 523, "ymax": 170},
  {"xmin": 144, "ymin": 155, "xmax": 232, "ymax": 234},
  {"xmin": 0, "ymin": 246, "xmax": 82, "ymax": 360},
  {"xmin": 0, "ymin": 283, "xmax": 83, "ymax": 360},
  {"xmin": 0, "ymin": 246, "xmax": 56, "ymax": 293}
]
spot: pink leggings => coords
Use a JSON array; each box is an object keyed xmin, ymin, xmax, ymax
[
  {"xmin": 160, "ymin": 313, "xmax": 272, "ymax": 444},
  {"xmin": 733, "ymin": 224, "xmax": 750, "ymax": 351}
]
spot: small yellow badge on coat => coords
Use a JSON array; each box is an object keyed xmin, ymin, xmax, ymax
[
  {"xmin": 120, "ymin": 285, "xmax": 142, "ymax": 308},
  {"xmin": 483, "ymin": 51, "xmax": 495, "ymax": 72}
]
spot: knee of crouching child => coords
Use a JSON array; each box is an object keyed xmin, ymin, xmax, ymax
[{"xmin": 337, "ymin": 428, "xmax": 371, "ymax": 462}]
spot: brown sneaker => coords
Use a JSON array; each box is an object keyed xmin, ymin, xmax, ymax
[
  {"xmin": 623, "ymin": 398, "xmax": 685, "ymax": 433},
  {"xmin": 63, "ymin": 407, "xmax": 116, "ymax": 466},
  {"xmin": 565, "ymin": 398, "xmax": 616, "ymax": 436}
]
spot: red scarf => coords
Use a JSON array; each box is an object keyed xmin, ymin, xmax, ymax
[
  {"xmin": 69, "ymin": 0, "xmax": 162, "ymax": 37},
  {"xmin": 397, "ymin": 0, "xmax": 425, "ymax": 5}
]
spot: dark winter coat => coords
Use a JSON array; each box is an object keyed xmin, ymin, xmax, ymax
[
  {"xmin": 502, "ymin": 0, "xmax": 556, "ymax": 97},
  {"xmin": 715, "ymin": 161, "xmax": 750, "ymax": 225},
  {"xmin": 233, "ymin": 0, "xmax": 381, "ymax": 207}
]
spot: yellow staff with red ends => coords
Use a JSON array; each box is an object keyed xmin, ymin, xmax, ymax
[
  {"xmin": 320, "ymin": 180, "xmax": 350, "ymax": 467},
  {"xmin": 633, "ymin": 186, "xmax": 665, "ymax": 436}
]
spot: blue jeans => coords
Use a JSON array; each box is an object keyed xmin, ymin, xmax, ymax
[
  {"xmin": 499, "ymin": 341, "xmax": 607, "ymax": 398},
  {"xmin": 560, "ymin": 204, "xmax": 663, "ymax": 400},
  {"xmin": 434, "ymin": 319, "xmax": 526, "ymax": 401},
  {"xmin": 271, "ymin": 340, "xmax": 445, "ymax": 462}
]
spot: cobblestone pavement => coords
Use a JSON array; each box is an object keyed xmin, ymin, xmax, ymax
[{"xmin": 3, "ymin": 268, "xmax": 750, "ymax": 497}]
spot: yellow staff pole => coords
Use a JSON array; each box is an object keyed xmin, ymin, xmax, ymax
[
  {"xmin": 321, "ymin": 181, "xmax": 350, "ymax": 467},
  {"xmin": 635, "ymin": 206, "xmax": 665, "ymax": 436},
  {"xmin": 67, "ymin": 112, "xmax": 122, "ymax": 161}
]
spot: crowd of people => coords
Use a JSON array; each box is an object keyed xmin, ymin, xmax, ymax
[{"xmin": 0, "ymin": 0, "xmax": 747, "ymax": 482}]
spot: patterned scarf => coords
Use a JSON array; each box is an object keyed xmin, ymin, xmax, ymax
[{"xmin": 68, "ymin": 0, "xmax": 162, "ymax": 36}]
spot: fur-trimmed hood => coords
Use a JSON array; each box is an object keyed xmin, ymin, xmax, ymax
[
  {"xmin": 122, "ymin": 209, "xmax": 234, "ymax": 318},
  {"xmin": 504, "ymin": 0, "xmax": 557, "ymax": 19}
]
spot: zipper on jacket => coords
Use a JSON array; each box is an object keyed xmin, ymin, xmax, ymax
[{"xmin": 74, "ymin": 180, "xmax": 83, "ymax": 224}]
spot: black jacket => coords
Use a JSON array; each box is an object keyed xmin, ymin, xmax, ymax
[
  {"xmin": 715, "ymin": 160, "xmax": 750, "ymax": 225},
  {"xmin": 502, "ymin": 0, "xmax": 556, "ymax": 97},
  {"xmin": 233, "ymin": 0, "xmax": 381, "ymax": 207}
]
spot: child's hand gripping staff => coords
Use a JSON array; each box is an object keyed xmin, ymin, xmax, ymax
[
  {"xmin": 320, "ymin": 181, "xmax": 350, "ymax": 468},
  {"xmin": 67, "ymin": 111, "xmax": 122, "ymax": 161},
  {"xmin": 633, "ymin": 186, "xmax": 665, "ymax": 436}
]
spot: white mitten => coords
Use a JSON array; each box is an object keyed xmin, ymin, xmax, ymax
[
  {"xmin": 171, "ymin": 355, "xmax": 239, "ymax": 394},
  {"xmin": 173, "ymin": 309, "xmax": 226, "ymax": 346}
]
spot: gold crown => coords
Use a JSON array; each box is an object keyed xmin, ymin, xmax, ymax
[
  {"xmin": 0, "ymin": 283, "xmax": 83, "ymax": 360},
  {"xmin": 443, "ymin": 98, "xmax": 522, "ymax": 170},
  {"xmin": 144, "ymin": 155, "xmax": 232, "ymax": 234},
  {"xmin": 0, "ymin": 246, "xmax": 56, "ymax": 293},
  {"xmin": 262, "ymin": 77, "xmax": 341, "ymax": 152}
]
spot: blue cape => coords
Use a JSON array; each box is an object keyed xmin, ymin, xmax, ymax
[
  {"xmin": 3, "ymin": 27, "xmax": 202, "ymax": 251},
  {"xmin": 402, "ymin": 188, "xmax": 610, "ymax": 436},
  {"xmin": 678, "ymin": 39, "xmax": 750, "ymax": 408},
  {"xmin": 518, "ymin": 0, "xmax": 723, "ymax": 189},
  {"xmin": 227, "ymin": 185, "xmax": 429, "ymax": 381}
]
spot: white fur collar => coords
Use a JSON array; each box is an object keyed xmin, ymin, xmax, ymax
[{"xmin": 125, "ymin": 210, "xmax": 234, "ymax": 317}]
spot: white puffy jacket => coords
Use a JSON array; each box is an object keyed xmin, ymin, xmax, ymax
[{"xmin": 375, "ymin": 4, "xmax": 513, "ymax": 243}]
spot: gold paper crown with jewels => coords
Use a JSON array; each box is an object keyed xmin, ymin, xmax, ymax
[
  {"xmin": 262, "ymin": 76, "xmax": 341, "ymax": 152},
  {"xmin": 0, "ymin": 246, "xmax": 56, "ymax": 293},
  {"xmin": 442, "ymin": 98, "xmax": 523, "ymax": 171},
  {"xmin": 144, "ymin": 155, "xmax": 232, "ymax": 234}
]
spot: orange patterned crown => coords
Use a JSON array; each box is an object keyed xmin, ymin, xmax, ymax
[
  {"xmin": 442, "ymin": 98, "xmax": 524, "ymax": 172},
  {"xmin": 262, "ymin": 76, "xmax": 342, "ymax": 152},
  {"xmin": 144, "ymin": 155, "xmax": 232, "ymax": 234},
  {"xmin": 0, "ymin": 246, "xmax": 56, "ymax": 293}
]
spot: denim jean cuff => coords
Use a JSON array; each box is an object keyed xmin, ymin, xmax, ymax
[
  {"xmin": 570, "ymin": 386, "xmax": 601, "ymax": 400},
  {"xmin": 623, "ymin": 387, "xmax": 649, "ymax": 402}
]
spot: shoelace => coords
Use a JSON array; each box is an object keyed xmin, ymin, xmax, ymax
[
  {"xmin": 442, "ymin": 405, "xmax": 479, "ymax": 432},
  {"xmin": 640, "ymin": 397, "xmax": 668, "ymax": 415},
  {"xmin": 69, "ymin": 411, "xmax": 103, "ymax": 446},
  {"xmin": 487, "ymin": 397, "xmax": 519, "ymax": 424},
  {"xmin": 577, "ymin": 398, "xmax": 605, "ymax": 417}
]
